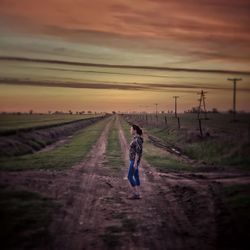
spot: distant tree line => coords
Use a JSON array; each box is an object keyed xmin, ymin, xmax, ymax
[{"xmin": 0, "ymin": 110, "xmax": 107, "ymax": 115}]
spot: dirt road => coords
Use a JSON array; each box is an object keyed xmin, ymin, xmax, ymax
[{"xmin": 1, "ymin": 114, "xmax": 250, "ymax": 250}]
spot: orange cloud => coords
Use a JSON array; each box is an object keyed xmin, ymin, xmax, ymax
[{"xmin": 0, "ymin": 0, "xmax": 249, "ymax": 67}]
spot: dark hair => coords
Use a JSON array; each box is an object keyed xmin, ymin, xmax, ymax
[{"xmin": 132, "ymin": 124, "xmax": 143, "ymax": 135}]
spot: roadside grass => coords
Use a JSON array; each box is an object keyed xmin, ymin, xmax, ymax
[
  {"xmin": 148, "ymin": 127, "xmax": 250, "ymax": 170},
  {"xmin": 144, "ymin": 153, "xmax": 190, "ymax": 172},
  {"xmin": 0, "ymin": 113, "xmax": 99, "ymax": 134},
  {"xmin": 218, "ymin": 184, "xmax": 250, "ymax": 250},
  {"xmin": 130, "ymin": 113, "xmax": 250, "ymax": 134},
  {"xmin": 148, "ymin": 127, "xmax": 184, "ymax": 146},
  {"xmin": 217, "ymin": 144, "xmax": 250, "ymax": 170},
  {"xmin": 127, "ymin": 113, "xmax": 250, "ymax": 170},
  {"xmin": 120, "ymin": 116, "xmax": 190, "ymax": 172},
  {"xmin": 0, "ymin": 117, "xmax": 111, "ymax": 171},
  {"xmin": 104, "ymin": 118, "xmax": 124, "ymax": 172},
  {"xmin": 183, "ymin": 140, "xmax": 232, "ymax": 162},
  {"xmin": 143, "ymin": 140, "xmax": 190, "ymax": 172},
  {"xmin": 0, "ymin": 186, "xmax": 57, "ymax": 250},
  {"xmin": 147, "ymin": 126, "xmax": 233, "ymax": 160}
]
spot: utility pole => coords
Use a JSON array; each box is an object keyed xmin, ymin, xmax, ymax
[
  {"xmin": 173, "ymin": 96, "xmax": 179, "ymax": 118},
  {"xmin": 227, "ymin": 78, "xmax": 242, "ymax": 121},
  {"xmin": 197, "ymin": 90, "xmax": 208, "ymax": 120}
]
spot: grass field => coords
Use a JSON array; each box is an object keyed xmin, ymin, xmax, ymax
[
  {"xmin": 0, "ymin": 186, "xmax": 57, "ymax": 250},
  {"xmin": 0, "ymin": 116, "xmax": 111, "ymax": 171},
  {"xmin": 217, "ymin": 184, "xmax": 250, "ymax": 249},
  {"xmin": 124, "ymin": 113, "xmax": 250, "ymax": 170},
  {"xmin": 0, "ymin": 113, "xmax": 101, "ymax": 133}
]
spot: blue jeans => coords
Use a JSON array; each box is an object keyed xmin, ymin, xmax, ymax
[{"xmin": 128, "ymin": 160, "xmax": 140, "ymax": 187}]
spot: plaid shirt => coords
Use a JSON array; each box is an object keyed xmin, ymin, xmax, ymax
[{"xmin": 129, "ymin": 135, "xmax": 143, "ymax": 164}]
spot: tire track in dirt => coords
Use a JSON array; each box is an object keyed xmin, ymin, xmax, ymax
[
  {"xmin": 0, "ymin": 117, "xmax": 112, "ymax": 198},
  {"xmin": 0, "ymin": 115, "xmax": 115, "ymax": 250},
  {"xmin": 117, "ymin": 115, "xmax": 219, "ymax": 250},
  {"xmin": 0, "ymin": 116, "xmax": 130, "ymax": 249},
  {"xmin": 118, "ymin": 116, "xmax": 250, "ymax": 250},
  {"xmin": 1, "ymin": 115, "xmax": 249, "ymax": 250},
  {"xmin": 50, "ymin": 116, "xmax": 115, "ymax": 250},
  {"xmin": 117, "ymin": 116, "xmax": 195, "ymax": 249},
  {"xmin": 157, "ymin": 171, "xmax": 250, "ymax": 185}
]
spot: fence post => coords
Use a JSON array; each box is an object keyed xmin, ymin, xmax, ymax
[
  {"xmin": 165, "ymin": 115, "xmax": 167, "ymax": 126},
  {"xmin": 248, "ymin": 120, "xmax": 250, "ymax": 144},
  {"xmin": 177, "ymin": 117, "xmax": 180, "ymax": 129},
  {"xmin": 198, "ymin": 118, "xmax": 203, "ymax": 137}
]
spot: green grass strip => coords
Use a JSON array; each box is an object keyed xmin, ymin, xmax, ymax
[
  {"xmin": 119, "ymin": 116, "xmax": 131, "ymax": 142},
  {"xmin": 104, "ymin": 118, "xmax": 124, "ymax": 171},
  {"xmin": 0, "ymin": 114, "xmax": 99, "ymax": 133},
  {"xmin": 0, "ymin": 117, "xmax": 111, "ymax": 171},
  {"xmin": 0, "ymin": 186, "xmax": 57, "ymax": 249},
  {"xmin": 143, "ymin": 154, "xmax": 189, "ymax": 172},
  {"xmin": 217, "ymin": 184, "xmax": 250, "ymax": 249}
]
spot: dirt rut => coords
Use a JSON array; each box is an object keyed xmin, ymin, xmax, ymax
[
  {"xmin": 1, "ymin": 114, "xmax": 250, "ymax": 250},
  {"xmin": 50, "ymin": 116, "xmax": 114, "ymax": 250},
  {"xmin": 116, "ymin": 116, "xmax": 218, "ymax": 250}
]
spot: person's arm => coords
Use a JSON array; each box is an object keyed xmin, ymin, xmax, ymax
[
  {"xmin": 133, "ymin": 153, "xmax": 139, "ymax": 169},
  {"xmin": 133, "ymin": 138, "xmax": 141, "ymax": 168}
]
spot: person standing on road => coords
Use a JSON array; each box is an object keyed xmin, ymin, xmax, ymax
[{"xmin": 128, "ymin": 124, "xmax": 143, "ymax": 199}]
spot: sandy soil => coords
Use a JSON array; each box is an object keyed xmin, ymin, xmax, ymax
[{"xmin": 0, "ymin": 115, "xmax": 250, "ymax": 250}]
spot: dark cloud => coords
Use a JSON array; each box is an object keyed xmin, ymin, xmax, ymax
[
  {"xmin": 1, "ymin": 77, "xmax": 249, "ymax": 93},
  {"xmin": 1, "ymin": 0, "xmax": 249, "ymax": 67},
  {"xmin": 1, "ymin": 56, "xmax": 250, "ymax": 76},
  {"xmin": 111, "ymin": 0, "xmax": 250, "ymax": 63},
  {"xmin": 0, "ymin": 78, "xmax": 143, "ymax": 91}
]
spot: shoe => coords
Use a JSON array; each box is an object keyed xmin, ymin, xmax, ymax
[{"xmin": 128, "ymin": 193, "xmax": 141, "ymax": 200}]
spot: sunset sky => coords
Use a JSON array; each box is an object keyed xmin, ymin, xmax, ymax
[{"xmin": 0, "ymin": 0, "xmax": 249, "ymax": 113}]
